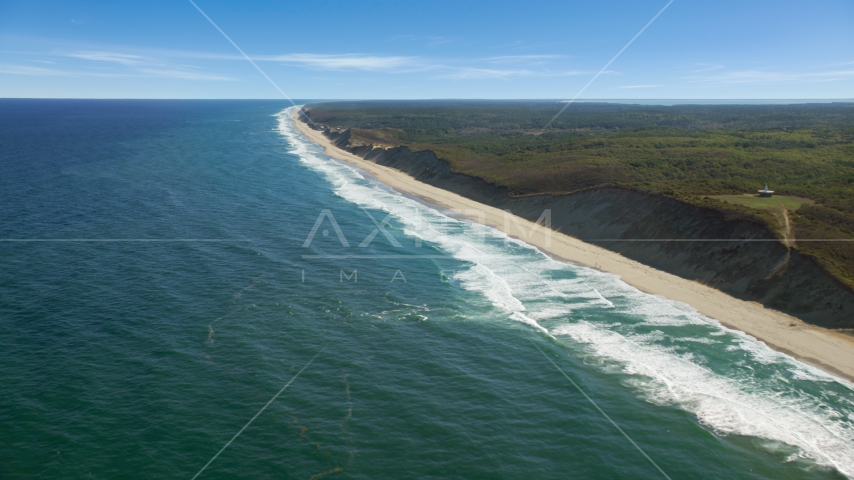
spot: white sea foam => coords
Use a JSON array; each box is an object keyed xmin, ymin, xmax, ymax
[
  {"xmin": 552, "ymin": 321, "xmax": 854, "ymax": 476},
  {"xmin": 277, "ymin": 107, "xmax": 854, "ymax": 478}
]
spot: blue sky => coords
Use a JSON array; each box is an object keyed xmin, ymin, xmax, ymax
[{"xmin": 1, "ymin": 0, "xmax": 852, "ymax": 99}]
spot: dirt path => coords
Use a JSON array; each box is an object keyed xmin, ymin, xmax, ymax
[{"xmin": 782, "ymin": 208, "xmax": 793, "ymax": 246}]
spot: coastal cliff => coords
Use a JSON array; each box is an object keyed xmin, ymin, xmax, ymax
[{"xmin": 300, "ymin": 110, "xmax": 854, "ymax": 329}]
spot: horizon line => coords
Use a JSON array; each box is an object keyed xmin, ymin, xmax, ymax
[{"xmin": 2, "ymin": 97, "xmax": 853, "ymax": 102}]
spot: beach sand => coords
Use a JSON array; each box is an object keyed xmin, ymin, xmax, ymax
[{"xmin": 292, "ymin": 110, "xmax": 854, "ymax": 382}]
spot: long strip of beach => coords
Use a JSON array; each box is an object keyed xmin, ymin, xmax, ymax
[{"xmin": 292, "ymin": 110, "xmax": 854, "ymax": 382}]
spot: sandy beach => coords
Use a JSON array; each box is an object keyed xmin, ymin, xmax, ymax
[{"xmin": 292, "ymin": 110, "xmax": 854, "ymax": 382}]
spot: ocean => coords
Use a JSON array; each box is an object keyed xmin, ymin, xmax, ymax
[{"xmin": 1, "ymin": 99, "xmax": 852, "ymax": 479}]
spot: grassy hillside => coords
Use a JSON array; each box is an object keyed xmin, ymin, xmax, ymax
[{"xmin": 304, "ymin": 101, "xmax": 854, "ymax": 288}]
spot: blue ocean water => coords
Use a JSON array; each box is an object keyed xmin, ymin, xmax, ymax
[{"xmin": 1, "ymin": 99, "xmax": 852, "ymax": 479}]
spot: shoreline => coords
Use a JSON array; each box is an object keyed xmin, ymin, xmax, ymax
[{"xmin": 290, "ymin": 109, "xmax": 854, "ymax": 383}]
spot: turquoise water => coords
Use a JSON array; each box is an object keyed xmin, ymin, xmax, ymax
[{"xmin": 1, "ymin": 100, "xmax": 852, "ymax": 479}]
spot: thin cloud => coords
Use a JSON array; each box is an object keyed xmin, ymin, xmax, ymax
[
  {"xmin": 485, "ymin": 55, "xmax": 567, "ymax": 64},
  {"xmin": 263, "ymin": 53, "xmax": 582, "ymax": 78},
  {"xmin": 691, "ymin": 64, "xmax": 725, "ymax": 73},
  {"xmin": 0, "ymin": 62, "xmax": 232, "ymax": 81},
  {"xmin": 444, "ymin": 67, "xmax": 538, "ymax": 79},
  {"xmin": 61, "ymin": 50, "xmax": 233, "ymax": 80},
  {"xmin": 442, "ymin": 68, "xmax": 593, "ymax": 79},
  {"xmin": 9, "ymin": 46, "xmax": 595, "ymax": 82},
  {"xmin": 267, "ymin": 53, "xmax": 423, "ymax": 72},
  {"xmin": 614, "ymin": 84, "xmax": 665, "ymax": 89},
  {"xmin": 687, "ymin": 68, "xmax": 854, "ymax": 85},
  {"xmin": 0, "ymin": 51, "xmax": 233, "ymax": 81},
  {"xmin": 67, "ymin": 51, "xmax": 152, "ymax": 66},
  {"xmin": 390, "ymin": 35, "xmax": 456, "ymax": 46},
  {"xmin": 491, "ymin": 41, "xmax": 564, "ymax": 51},
  {"xmin": 0, "ymin": 63, "xmax": 127, "ymax": 78},
  {"xmin": 135, "ymin": 68, "xmax": 233, "ymax": 81}
]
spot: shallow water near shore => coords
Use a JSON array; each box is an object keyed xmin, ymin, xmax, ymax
[{"xmin": 1, "ymin": 99, "xmax": 853, "ymax": 479}]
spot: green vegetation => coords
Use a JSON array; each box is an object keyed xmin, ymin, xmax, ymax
[
  {"xmin": 711, "ymin": 195, "xmax": 814, "ymax": 211},
  {"xmin": 304, "ymin": 101, "xmax": 854, "ymax": 287}
]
